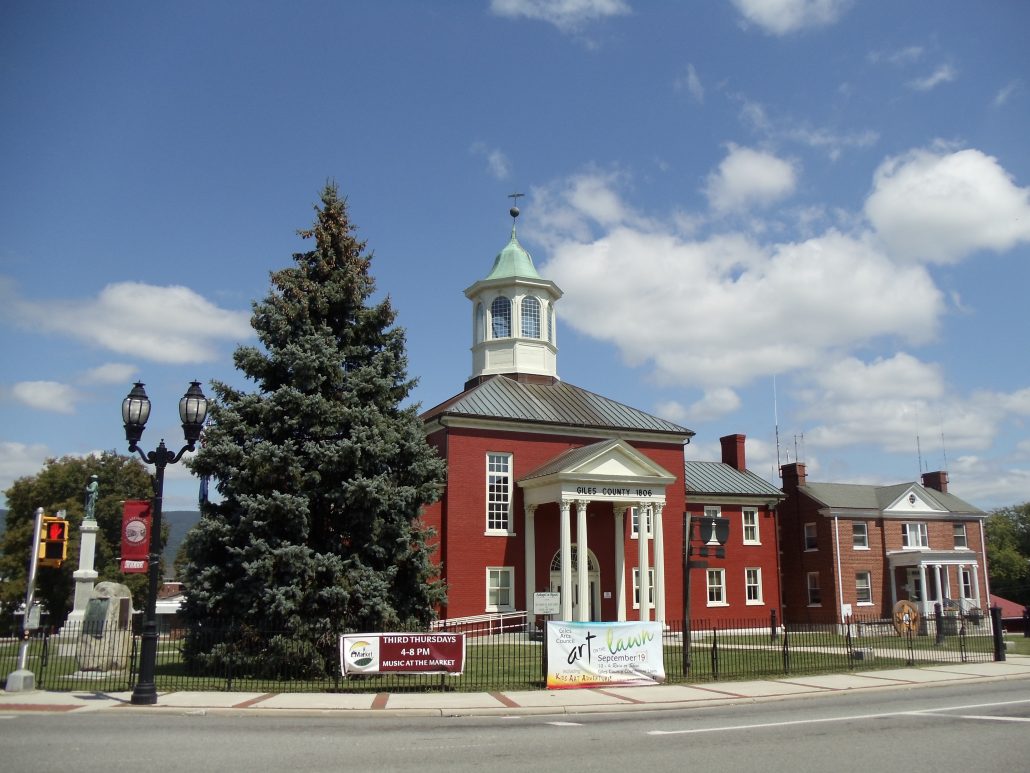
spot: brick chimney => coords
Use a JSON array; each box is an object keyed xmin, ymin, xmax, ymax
[
  {"xmin": 720, "ymin": 434, "xmax": 746, "ymax": 471},
  {"xmin": 780, "ymin": 462, "xmax": 807, "ymax": 492},
  {"xmin": 921, "ymin": 470, "xmax": 949, "ymax": 494}
]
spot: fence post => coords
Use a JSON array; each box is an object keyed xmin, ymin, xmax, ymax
[
  {"xmin": 991, "ymin": 606, "xmax": 1006, "ymax": 662},
  {"xmin": 781, "ymin": 627, "xmax": 790, "ymax": 674},
  {"xmin": 770, "ymin": 609, "xmax": 778, "ymax": 642},
  {"xmin": 711, "ymin": 627, "xmax": 718, "ymax": 682},
  {"xmin": 1023, "ymin": 607, "xmax": 1029, "ymax": 638}
]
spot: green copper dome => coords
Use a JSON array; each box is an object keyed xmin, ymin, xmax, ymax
[{"xmin": 484, "ymin": 226, "xmax": 541, "ymax": 280}]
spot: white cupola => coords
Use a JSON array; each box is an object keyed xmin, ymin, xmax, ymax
[{"xmin": 463, "ymin": 205, "xmax": 563, "ymax": 389}]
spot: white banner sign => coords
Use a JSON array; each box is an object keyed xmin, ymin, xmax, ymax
[{"xmin": 546, "ymin": 620, "xmax": 665, "ymax": 689}]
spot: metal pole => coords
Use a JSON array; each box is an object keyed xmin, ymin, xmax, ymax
[
  {"xmin": 14, "ymin": 508, "xmax": 45, "ymax": 673},
  {"xmin": 131, "ymin": 443, "xmax": 169, "ymax": 705},
  {"xmin": 682, "ymin": 512, "xmax": 691, "ymax": 676},
  {"xmin": 990, "ymin": 606, "xmax": 1006, "ymax": 662}
]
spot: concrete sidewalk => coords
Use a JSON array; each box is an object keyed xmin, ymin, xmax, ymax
[{"xmin": 4, "ymin": 656, "xmax": 1030, "ymax": 718}]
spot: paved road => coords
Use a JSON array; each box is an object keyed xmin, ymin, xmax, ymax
[{"xmin": 3, "ymin": 680, "xmax": 1029, "ymax": 772}]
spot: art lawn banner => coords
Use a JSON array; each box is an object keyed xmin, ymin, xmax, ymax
[
  {"xmin": 546, "ymin": 620, "xmax": 665, "ymax": 689},
  {"xmin": 120, "ymin": 499, "xmax": 151, "ymax": 574},
  {"xmin": 340, "ymin": 633, "xmax": 466, "ymax": 676}
]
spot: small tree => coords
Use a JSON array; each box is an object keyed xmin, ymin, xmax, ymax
[
  {"xmin": 181, "ymin": 183, "xmax": 446, "ymax": 675},
  {"xmin": 0, "ymin": 453, "xmax": 154, "ymax": 632},
  {"xmin": 986, "ymin": 503, "xmax": 1030, "ymax": 606}
]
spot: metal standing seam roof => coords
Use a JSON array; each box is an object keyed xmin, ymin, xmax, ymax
[
  {"xmin": 484, "ymin": 227, "xmax": 542, "ymax": 281},
  {"xmin": 802, "ymin": 481, "xmax": 984, "ymax": 515},
  {"xmin": 421, "ymin": 375, "xmax": 693, "ymax": 437},
  {"xmin": 682, "ymin": 461, "xmax": 784, "ymax": 498}
]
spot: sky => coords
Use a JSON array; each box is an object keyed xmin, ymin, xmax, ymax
[{"xmin": 1, "ymin": 0, "xmax": 1029, "ymax": 512}]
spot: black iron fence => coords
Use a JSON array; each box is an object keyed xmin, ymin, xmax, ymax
[{"xmin": 1, "ymin": 608, "xmax": 1000, "ymax": 694}]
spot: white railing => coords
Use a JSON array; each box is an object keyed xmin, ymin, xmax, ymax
[{"xmin": 430, "ymin": 610, "xmax": 528, "ymax": 636}]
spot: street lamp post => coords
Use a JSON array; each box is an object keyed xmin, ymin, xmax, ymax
[
  {"xmin": 122, "ymin": 380, "xmax": 207, "ymax": 706},
  {"xmin": 682, "ymin": 514, "xmax": 730, "ymax": 676}
]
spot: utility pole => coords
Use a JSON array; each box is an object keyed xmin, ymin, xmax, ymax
[{"xmin": 6, "ymin": 507, "xmax": 45, "ymax": 691}]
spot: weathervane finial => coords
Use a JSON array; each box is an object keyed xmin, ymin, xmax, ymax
[{"xmin": 508, "ymin": 192, "xmax": 524, "ymax": 222}]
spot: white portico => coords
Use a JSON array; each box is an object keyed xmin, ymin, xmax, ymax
[{"xmin": 518, "ymin": 439, "xmax": 676, "ymax": 623}]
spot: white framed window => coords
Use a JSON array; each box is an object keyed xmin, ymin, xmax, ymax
[
  {"xmin": 855, "ymin": 571, "xmax": 873, "ymax": 605},
  {"xmin": 632, "ymin": 567, "xmax": 655, "ymax": 609},
  {"xmin": 745, "ymin": 567, "xmax": 763, "ymax": 605},
  {"xmin": 521, "ymin": 296, "xmax": 541, "ymax": 338},
  {"xmin": 852, "ymin": 521, "xmax": 869, "ymax": 550},
  {"xmin": 486, "ymin": 567, "xmax": 514, "ymax": 612},
  {"xmin": 807, "ymin": 572, "xmax": 822, "ymax": 606},
  {"xmin": 486, "ymin": 453, "xmax": 513, "ymax": 534},
  {"xmin": 902, "ymin": 522, "xmax": 929, "ymax": 548},
  {"xmin": 490, "ymin": 296, "xmax": 511, "ymax": 338},
  {"xmin": 953, "ymin": 523, "xmax": 968, "ymax": 549},
  {"xmin": 630, "ymin": 506, "xmax": 652, "ymax": 539},
  {"xmin": 804, "ymin": 522, "xmax": 818, "ymax": 551},
  {"xmin": 742, "ymin": 508, "xmax": 760, "ymax": 545},
  {"xmin": 707, "ymin": 568, "xmax": 727, "ymax": 606}
]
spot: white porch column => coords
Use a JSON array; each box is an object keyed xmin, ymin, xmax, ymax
[
  {"xmin": 933, "ymin": 564, "xmax": 944, "ymax": 606},
  {"xmin": 971, "ymin": 563, "xmax": 982, "ymax": 607},
  {"xmin": 614, "ymin": 506, "xmax": 627, "ymax": 622},
  {"xmin": 653, "ymin": 503, "xmax": 666, "ymax": 624},
  {"xmin": 638, "ymin": 501, "xmax": 651, "ymax": 622},
  {"xmin": 918, "ymin": 564, "xmax": 929, "ymax": 616},
  {"xmin": 560, "ymin": 499, "xmax": 573, "ymax": 621},
  {"xmin": 576, "ymin": 499, "xmax": 590, "ymax": 621},
  {"xmin": 524, "ymin": 504, "xmax": 537, "ymax": 627}
]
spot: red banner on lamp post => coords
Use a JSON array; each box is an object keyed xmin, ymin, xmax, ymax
[{"xmin": 121, "ymin": 499, "xmax": 151, "ymax": 574}]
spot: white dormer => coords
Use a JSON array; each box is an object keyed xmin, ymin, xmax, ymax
[{"xmin": 464, "ymin": 216, "xmax": 562, "ymax": 387}]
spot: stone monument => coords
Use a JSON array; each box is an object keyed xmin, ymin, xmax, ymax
[
  {"xmin": 76, "ymin": 582, "xmax": 134, "ymax": 672},
  {"xmin": 67, "ymin": 476, "xmax": 101, "ymax": 628}
]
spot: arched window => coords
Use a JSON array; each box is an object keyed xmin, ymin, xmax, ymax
[
  {"xmin": 475, "ymin": 303, "xmax": 485, "ymax": 343},
  {"xmin": 521, "ymin": 296, "xmax": 541, "ymax": 338},
  {"xmin": 490, "ymin": 296, "xmax": 511, "ymax": 338}
]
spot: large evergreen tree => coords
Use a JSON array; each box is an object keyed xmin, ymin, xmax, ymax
[
  {"xmin": 181, "ymin": 184, "xmax": 446, "ymax": 674},
  {"xmin": 0, "ymin": 453, "xmax": 154, "ymax": 632}
]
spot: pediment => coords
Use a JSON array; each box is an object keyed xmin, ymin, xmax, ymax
[{"xmin": 884, "ymin": 485, "xmax": 947, "ymax": 515}]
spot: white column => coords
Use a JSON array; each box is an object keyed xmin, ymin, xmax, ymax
[
  {"xmin": 653, "ymin": 503, "xmax": 666, "ymax": 624},
  {"xmin": 637, "ymin": 501, "xmax": 651, "ymax": 622},
  {"xmin": 576, "ymin": 499, "xmax": 589, "ymax": 622},
  {"xmin": 560, "ymin": 500, "xmax": 573, "ymax": 621},
  {"xmin": 524, "ymin": 504, "xmax": 537, "ymax": 628},
  {"xmin": 971, "ymin": 563, "xmax": 981, "ymax": 607},
  {"xmin": 918, "ymin": 564, "xmax": 929, "ymax": 616},
  {"xmin": 933, "ymin": 564, "xmax": 944, "ymax": 606},
  {"xmin": 67, "ymin": 517, "xmax": 100, "ymax": 627},
  {"xmin": 614, "ymin": 506, "xmax": 627, "ymax": 622}
]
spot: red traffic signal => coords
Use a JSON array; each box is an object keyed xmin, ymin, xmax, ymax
[{"xmin": 38, "ymin": 517, "xmax": 69, "ymax": 567}]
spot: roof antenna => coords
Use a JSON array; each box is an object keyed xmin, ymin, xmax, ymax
[
  {"xmin": 939, "ymin": 408, "xmax": 949, "ymax": 472},
  {"xmin": 773, "ymin": 376, "xmax": 781, "ymax": 470}
]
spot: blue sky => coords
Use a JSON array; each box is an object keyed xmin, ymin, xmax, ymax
[{"xmin": 2, "ymin": 0, "xmax": 1029, "ymax": 511}]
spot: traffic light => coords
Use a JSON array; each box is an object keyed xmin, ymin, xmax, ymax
[{"xmin": 37, "ymin": 516, "xmax": 69, "ymax": 568}]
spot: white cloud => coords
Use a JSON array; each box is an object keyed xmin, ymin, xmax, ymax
[
  {"xmin": 470, "ymin": 141, "xmax": 511, "ymax": 180},
  {"xmin": 0, "ymin": 441, "xmax": 52, "ymax": 495},
  {"xmin": 687, "ymin": 387, "xmax": 742, "ymax": 422},
  {"xmin": 994, "ymin": 80, "xmax": 1020, "ymax": 107},
  {"xmin": 731, "ymin": 0, "xmax": 850, "ymax": 35},
  {"xmin": 704, "ymin": 144, "xmax": 798, "ymax": 213},
  {"xmin": 80, "ymin": 362, "xmax": 138, "ymax": 385},
  {"xmin": 10, "ymin": 381, "xmax": 79, "ymax": 413},
  {"xmin": 4, "ymin": 281, "xmax": 252, "ymax": 364},
  {"xmin": 868, "ymin": 46, "xmax": 924, "ymax": 66},
  {"xmin": 797, "ymin": 355, "xmax": 1030, "ymax": 458},
  {"xmin": 490, "ymin": 0, "xmax": 630, "ymax": 32},
  {"xmin": 865, "ymin": 146, "xmax": 1030, "ymax": 263},
  {"xmin": 908, "ymin": 64, "xmax": 957, "ymax": 91},
  {"xmin": 537, "ymin": 172, "xmax": 942, "ymax": 390},
  {"xmin": 675, "ymin": 63, "xmax": 704, "ymax": 103}
]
